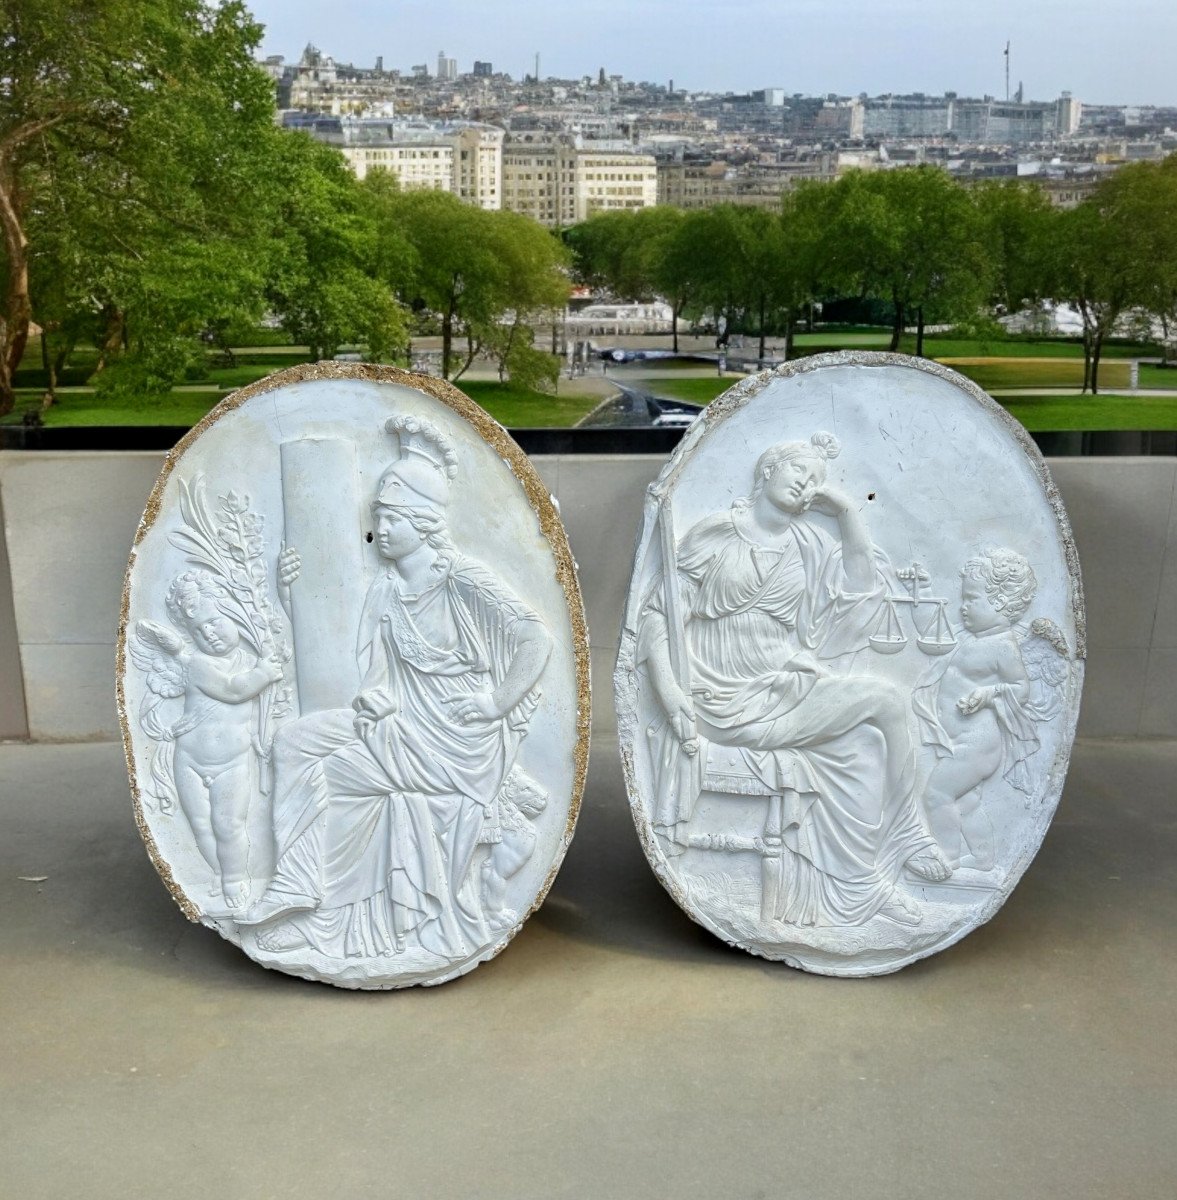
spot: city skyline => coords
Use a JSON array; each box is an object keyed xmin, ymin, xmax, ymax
[{"xmin": 249, "ymin": 0, "xmax": 1177, "ymax": 106}]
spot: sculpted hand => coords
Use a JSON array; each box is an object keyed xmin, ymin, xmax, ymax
[
  {"xmin": 261, "ymin": 653, "xmax": 285, "ymax": 685},
  {"xmin": 443, "ymin": 691, "xmax": 502, "ymax": 725},
  {"xmin": 806, "ymin": 485, "xmax": 853, "ymax": 518},
  {"xmin": 278, "ymin": 544, "xmax": 301, "ymax": 589},
  {"xmin": 662, "ymin": 684, "xmax": 699, "ymax": 757},
  {"xmin": 957, "ymin": 687, "xmax": 996, "ymax": 716},
  {"xmin": 352, "ymin": 687, "xmax": 396, "ymax": 735}
]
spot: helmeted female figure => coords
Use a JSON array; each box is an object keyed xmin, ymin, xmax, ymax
[{"xmin": 243, "ymin": 416, "xmax": 551, "ymax": 960}]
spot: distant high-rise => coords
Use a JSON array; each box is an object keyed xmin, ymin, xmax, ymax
[
  {"xmin": 473, "ymin": 61, "xmax": 493, "ymax": 77},
  {"xmin": 436, "ymin": 50, "xmax": 457, "ymax": 81}
]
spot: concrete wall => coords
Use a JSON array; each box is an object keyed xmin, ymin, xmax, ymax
[{"xmin": 1, "ymin": 451, "xmax": 1174, "ymax": 741}]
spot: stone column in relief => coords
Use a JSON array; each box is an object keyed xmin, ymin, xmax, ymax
[{"xmin": 279, "ymin": 438, "xmax": 365, "ymax": 713}]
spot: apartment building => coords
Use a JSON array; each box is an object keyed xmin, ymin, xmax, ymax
[
  {"xmin": 657, "ymin": 156, "xmax": 850, "ymax": 209},
  {"xmin": 292, "ymin": 116, "xmax": 504, "ymax": 208},
  {"xmin": 501, "ymin": 139, "xmax": 657, "ymax": 226}
]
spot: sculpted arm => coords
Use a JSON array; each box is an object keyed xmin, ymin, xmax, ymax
[
  {"xmin": 189, "ymin": 655, "xmax": 282, "ymax": 704},
  {"xmin": 639, "ymin": 586, "xmax": 698, "ymax": 751},
  {"xmin": 810, "ymin": 487, "xmax": 874, "ymax": 592},
  {"xmin": 353, "ymin": 635, "xmax": 397, "ymax": 730},
  {"xmin": 445, "ymin": 617, "xmax": 552, "ymax": 725},
  {"xmin": 492, "ymin": 618, "xmax": 552, "ymax": 715}
]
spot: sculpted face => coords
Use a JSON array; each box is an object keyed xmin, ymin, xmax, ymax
[
  {"xmin": 184, "ymin": 597, "xmax": 240, "ymax": 656},
  {"xmin": 959, "ymin": 576, "xmax": 1003, "ymax": 634},
  {"xmin": 373, "ymin": 506, "xmax": 421, "ymax": 561},
  {"xmin": 764, "ymin": 454, "xmax": 825, "ymax": 515}
]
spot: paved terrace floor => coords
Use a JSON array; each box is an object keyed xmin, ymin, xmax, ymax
[{"xmin": 2, "ymin": 736, "xmax": 1174, "ymax": 1199}]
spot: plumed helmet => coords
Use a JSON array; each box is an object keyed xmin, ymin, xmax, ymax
[{"xmin": 374, "ymin": 415, "xmax": 459, "ymax": 516}]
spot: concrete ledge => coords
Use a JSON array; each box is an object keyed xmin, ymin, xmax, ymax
[{"xmin": 2, "ymin": 452, "xmax": 1176, "ymax": 740}]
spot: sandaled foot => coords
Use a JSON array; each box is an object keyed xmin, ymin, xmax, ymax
[
  {"xmin": 906, "ymin": 846, "xmax": 952, "ymax": 882},
  {"xmin": 223, "ymin": 879, "xmax": 251, "ymax": 911},
  {"xmin": 879, "ymin": 888, "xmax": 922, "ymax": 927},
  {"xmin": 255, "ymin": 922, "xmax": 309, "ymax": 953},
  {"xmin": 237, "ymin": 894, "xmax": 314, "ymax": 927}
]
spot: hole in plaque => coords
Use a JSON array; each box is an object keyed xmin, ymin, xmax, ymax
[
  {"xmin": 365, "ymin": 531, "xmax": 374, "ymax": 543},
  {"xmin": 867, "ymin": 492, "xmax": 876, "ymax": 501}
]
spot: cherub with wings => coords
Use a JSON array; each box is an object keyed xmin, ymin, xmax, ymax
[
  {"xmin": 132, "ymin": 569, "xmax": 284, "ymax": 911},
  {"xmin": 912, "ymin": 548, "xmax": 1070, "ymax": 873}
]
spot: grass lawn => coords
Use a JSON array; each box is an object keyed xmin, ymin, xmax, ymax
[
  {"xmin": 460, "ymin": 381, "xmax": 601, "ymax": 427},
  {"xmin": 637, "ymin": 376, "xmax": 737, "ymax": 405},
  {"xmin": 1138, "ymin": 363, "xmax": 1177, "ymax": 390},
  {"xmin": 900, "ymin": 335, "xmax": 1158, "ymax": 359},
  {"xmin": 5, "ymin": 381, "xmax": 599, "ymax": 430},
  {"xmin": 11, "ymin": 389, "xmax": 225, "ymax": 426},
  {"xmin": 640, "ymin": 377, "xmax": 1177, "ymax": 431},
  {"xmin": 203, "ymin": 354, "xmax": 313, "ymax": 388},
  {"xmin": 1000, "ymin": 394, "xmax": 1177, "ymax": 431},
  {"xmin": 794, "ymin": 330, "xmax": 891, "ymax": 348},
  {"xmin": 938, "ymin": 358, "xmax": 1131, "ymax": 391}
]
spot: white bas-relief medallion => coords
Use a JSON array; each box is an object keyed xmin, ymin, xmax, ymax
[
  {"xmin": 614, "ymin": 353, "xmax": 1084, "ymax": 976},
  {"xmin": 120, "ymin": 365, "xmax": 588, "ymax": 989}
]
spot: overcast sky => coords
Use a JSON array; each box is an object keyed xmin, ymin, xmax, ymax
[{"xmin": 248, "ymin": 0, "xmax": 1176, "ymax": 106}]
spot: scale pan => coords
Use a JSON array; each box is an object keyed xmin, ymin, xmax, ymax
[{"xmin": 868, "ymin": 635, "xmax": 908, "ymax": 654}]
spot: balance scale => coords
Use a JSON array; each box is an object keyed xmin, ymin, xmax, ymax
[{"xmin": 868, "ymin": 561, "xmax": 957, "ymax": 656}]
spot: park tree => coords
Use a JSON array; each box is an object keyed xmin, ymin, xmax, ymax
[
  {"xmin": 676, "ymin": 206, "xmax": 752, "ymax": 345},
  {"xmin": 565, "ymin": 211, "xmax": 642, "ymax": 296},
  {"xmin": 473, "ymin": 211, "xmax": 569, "ymax": 390},
  {"xmin": 266, "ymin": 139, "xmax": 411, "ymax": 363},
  {"xmin": 971, "ymin": 179, "xmax": 1057, "ymax": 317},
  {"xmin": 391, "ymin": 190, "xmax": 568, "ymax": 383},
  {"xmin": 1121, "ymin": 155, "xmax": 1177, "ymax": 364},
  {"xmin": 0, "ymin": 0, "xmax": 287, "ymax": 413},
  {"xmin": 829, "ymin": 167, "xmax": 990, "ymax": 354},
  {"xmin": 780, "ymin": 180, "xmax": 856, "ymax": 343},
  {"xmin": 1046, "ymin": 161, "xmax": 1177, "ymax": 392}
]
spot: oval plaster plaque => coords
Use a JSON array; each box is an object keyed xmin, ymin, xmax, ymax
[
  {"xmin": 614, "ymin": 353, "xmax": 1084, "ymax": 976},
  {"xmin": 119, "ymin": 364, "xmax": 588, "ymax": 988}
]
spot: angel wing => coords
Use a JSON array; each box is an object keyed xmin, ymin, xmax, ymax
[
  {"xmin": 1021, "ymin": 617, "xmax": 1070, "ymax": 723},
  {"xmin": 130, "ymin": 620, "xmax": 188, "ymax": 698}
]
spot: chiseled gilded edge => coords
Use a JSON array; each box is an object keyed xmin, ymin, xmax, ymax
[{"xmin": 117, "ymin": 362, "xmax": 591, "ymax": 955}]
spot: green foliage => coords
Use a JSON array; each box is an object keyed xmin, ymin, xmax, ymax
[
  {"xmin": 1043, "ymin": 159, "xmax": 1177, "ymax": 390},
  {"xmin": 264, "ymin": 140, "xmax": 411, "ymax": 363},
  {"xmin": 387, "ymin": 191, "xmax": 569, "ymax": 381},
  {"xmin": 2, "ymin": 0, "xmax": 286, "ymax": 410}
]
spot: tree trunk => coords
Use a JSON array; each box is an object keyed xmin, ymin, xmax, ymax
[
  {"xmin": 92, "ymin": 309, "xmax": 126, "ymax": 374},
  {"xmin": 452, "ymin": 330, "xmax": 480, "ymax": 382},
  {"xmin": 783, "ymin": 314, "xmax": 794, "ymax": 361},
  {"xmin": 758, "ymin": 294, "xmax": 767, "ymax": 362},
  {"xmin": 806, "ymin": 301, "xmax": 815, "ymax": 334},
  {"xmin": 915, "ymin": 306, "xmax": 926, "ymax": 358},
  {"xmin": 54, "ymin": 343, "xmax": 72, "ymax": 383},
  {"xmin": 671, "ymin": 299, "xmax": 680, "ymax": 354},
  {"xmin": 1080, "ymin": 329, "xmax": 1093, "ymax": 395},
  {"xmin": 0, "ymin": 167, "xmax": 31, "ymax": 416},
  {"xmin": 889, "ymin": 298, "xmax": 905, "ymax": 353},
  {"xmin": 40, "ymin": 325, "xmax": 56, "ymax": 402},
  {"xmin": 441, "ymin": 309, "xmax": 453, "ymax": 380},
  {"xmin": 1091, "ymin": 332, "xmax": 1104, "ymax": 396}
]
